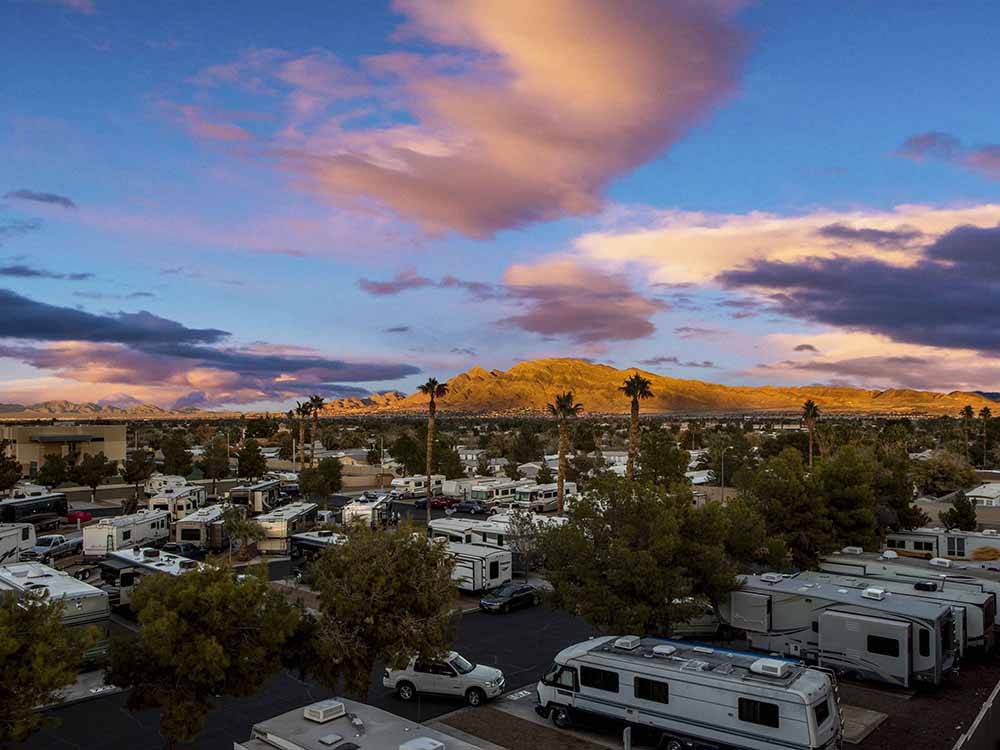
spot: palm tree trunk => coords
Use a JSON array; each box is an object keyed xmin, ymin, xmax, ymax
[
  {"xmin": 626, "ymin": 398, "xmax": 639, "ymax": 481},
  {"xmin": 557, "ymin": 420, "xmax": 567, "ymax": 513},
  {"xmin": 426, "ymin": 400, "xmax": 435, "ymax": 525},
  {"xmin": 807, "ymin": 423, "xmax": 814, "ymax": 468},
  {"xmin": 298, "ymin": 417, "xmax": 305, "ymax": 471},
  {"xmin": 311, "ymin": 415, "xmax": 319, "ymax": 468}
]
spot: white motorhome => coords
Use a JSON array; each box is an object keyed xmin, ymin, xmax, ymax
[
  {"xmin": 447, "ymin": 542, "xmax": 512, "ymax": 592},
  {"xmin": 290, "ymin": 529, "xmax": 346, "ymax": 560},
  {"xmin": 147, "ymin": 484, "xmax": 208, "ymax": 521},
  {"xmin": 389, "ymin": 474, "xmax": 444, "ymax": 498},
  {"xmin": 98, "ymin": 546, "xmax": 204, "ymax": 607},
  {"xmin": 255, "ymin": 502, "xmax": 318, "ymax": 555},
  {"xmin": 0, "ymin": 523, "xmax": 36, "ymax": 564},
  {"xmin": 535, "ymin": 636, "xmax": 841, "ymax": 750},
  {"xmin": 175, "ymin": 504, "xmax": 230, "ymax": 550},
  {"xmin": 342, "ymin": 494, "xmax": 394, "ymax": 527},
  {"xmin": 7, "ymin": 481, "xmax": 49, "ymax": 499},
  {"xmin": 82, "ymin": 510, "xmax": 171, "ymax": 559},
  {"xmin": 228, "ymin": 480, "xmax": 282, "ymax": 515},
  {"xmin": 144, "ymin": 474, "xmax": 189, "ymax": 497},
  {"xmin": 442, "ymin": 476, "xmax": 497, "ymax": 500},
  {"xmin": 515, "ymin": 482, "xmax": 576, "ymax": 512},
  {"xmin": 469, "ymin": 479, "xmax": 535, "ymax": 508},
  {"xmin": 885, "ymin": 527, "xmax": 1000, "ymax": 563},
  {"xmin": 427, "ymin": 517, "xmax": 482, "ymax": 544},
  {"xmin": 468, "ymin": 519, "xmax": 512, "ymax": 549},
  {"xmin": 721, "ymin": 572, "xmax": 958, "ymax": 687}
]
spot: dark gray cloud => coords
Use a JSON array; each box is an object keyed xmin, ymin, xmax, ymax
[
  {"xmin": 0, "ymin": 218, "xmax": 42, "ymax": 245},
  {"xmin": 451, "ymin": 346, "xmax": 477, "ymax": 356},
  {"xmin": 639, "ymin": 355, "xmax": 717, "ymax": 368},
  {"xmin": 674, "ymin": 326, "xmax": 719, "ymax": 339},
  {"xmin": 0, "ymin": 263, "xmax": 92, "ymax": 281},
  {"xmin": 4, "ymin": 189, "xmax": 76, "ymax": 209},
  {"xmin": 817, "ymin": 222, "xmax": 924, "ymax": 248},
  {"xmin": 358, "ymin": 270, "xmax": 499, "ymax": 298},
  {"xmin": 794, "ymin": 344, "xmax": 819, "ymax": 353},
  {"xmin": 896, "ymin": 132, "xmax": 1000, "ymax": 179},
  {"xmin": 719, "ymin": 222, "xmax": 1000, "ymax": 353},
  {"xmin": 382, "ymin": 325, "xmax": 411, "ymax": 334},
  {"xmin": 73, "ymin": 291, "xmax": 156, "ymax": 301}
]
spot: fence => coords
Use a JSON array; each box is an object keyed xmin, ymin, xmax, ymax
[{"xmin": 954, "ymin": 677, "xmax": 1000, "ymax": 750}]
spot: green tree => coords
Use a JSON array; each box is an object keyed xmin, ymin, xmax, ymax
[
  {"xmin": 547, "ymin": 391, "xmax": 584, "ymax": 513},
  {"xmin": 816, "ymin": 446, "xmax": 878, "ymax": 549},
  {"xmin": 36, "ymin": 453, "xmax": 69, "ymax": 488},
  {"xmin": 636, "ymin": 430, "xmax": 688, "ymax": 487},
  {"xmin": 536, "ymin": 462, "xmax": 554, "ymax": 484},
  {"xmin": 505, "ymin": 506, "xmax": 544, "ymax": 582},
  {"xmin": 72, "ymin": 452, "xmax": 116, "ymax": 504},
  {"xmin": 276, "ymin": 432, "xmax": 294, "ymax": 461},
  {"xmin": 390, "ymin": 433, "xmax": 423, "ymax": 475},
  {"xmin": 106, "ymin": 566, "xmax": 298, "ymax": 750},
  {"xmin": 0, "ymin": 590, "xmax": 94, "ymax": 744},
  {"xmin": 802, "ymin": 399, "xmax": 821, "ymax": 468},
  {"xmin": 120, "ymin": 450, "xmax": 156, "ymax": 514},
  {"xmin": 418, "ymin": 378, "xmax": 449, "ymax": 524},
  {"xmin": 245, "ymin": 417, "xmax": 278, "ymax": 439},
  {"xmin": 299, "ymin": 457, "xmax": 343, "ymax": 500},
  {"xmin": 913, "ymin": 450, "xmax": 978, "ymax": 497},
  {"xmin": 198, "ymin": 435, "xmax": 230, "ymax": 494},
  {"xmin": 222, "ymin": 508, "xmax": 264, "ymax": 560},
  {"xmin": 510, "ymin": 427, "xmax": 543, "ymax": 465},
  {"xmin": 869, "ymin": 445, "xmax": 929, "ymax": 532},
  {"xmin": 620, "ymin": 372, "xmax": 653, "ymax": 481},
  {"xmin": 941, "ymin": 491, "xmax": 978, "ymax": 531},
  {"xmin": 503, "ymin": 461, "xmax": 521, "ymax": 480},
  {"xmin": 160, "ymin": 432, "xmax": 192, "ymax": 477},
  {"xmin": 237, "ymin": 439, "xmax": 266, "ymax": 480},
  {"xmin": 309, "ymin": 395, "xmax": 326, "ymax": 467},
  {"xmin": 435, "ymin": 444, "xmax": 465, "ymax": 479},
  {"xmin": 309, "ymin": 524, "xmax": 456, "ymax": 700},
  {"xmin": 0, "ymin": 440, "xmax": 21, "ymax": 493},
  {"xmin": 698, "ymin": 429, "xmax": 755, "ymax": 488}
]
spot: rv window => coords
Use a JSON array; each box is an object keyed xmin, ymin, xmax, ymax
[
  {"xmin": 543, "ymin": 664, "xmax": 578, "ymax": 691},
  {"xmin": 811, "ymin": 621, "xmax": 818, "ymax": 633},
  {"xmin": 919, "ymin": 629, "xmax": 930, "ymax": 657},
  {"xmin": 496, "ymin": 535, "xmax": 504, "ymax": 546},
  {"xmin": 914, "ymin": 541, "xmax": 933, "ymax": 552},
  {"xmin": 738, "ymin": 698, "xmax": 780, "ymax": 728},
  {"xmin": 580, "ymin": 666, "xmax": 619, "ymax": 693},
  {"xmin": 180, "ymin": 528, "xmax": 201, "ymax": 542},
  {"xmin": 489, "ymin": 561, "xmax": 499, "ymax": 579},
  {"xmin": 867, "ymin": 635, "xmax": 900, "ymax": 658},
  {"xmin": 634, "ymin": 676, "xmax": 669, "ymax": 704},
  {"xmin": 21, "ymin": 527, "xmax": 29, "ymax": 541},
  {"xmin": 814, "ymin": 698, "xmax": 831, "ymax": 727},
  {"xmin": 122, "ymin": 530, "xmax": 131, "ymax": 541},
  {"xmin": 120, "ymin": 572, "xmax": 135, "ymax": 587}
]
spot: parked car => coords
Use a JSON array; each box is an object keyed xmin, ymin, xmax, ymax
[
  {"xmin": 479, "ymin": 582, "xmax": 541, "ymax": 614},
  {"xmin": 161, "ymin": 542, "xmax": 206, "ymax": 561},
  {"xmin": 454, "ymin": 500, "xmax": 488, "ymax": 515},
  {"xmin": 383, "ymin": 652, "xmax": 505, "ymax": 706},
  {"xmin": 429, "ymin": 496, "xmax": 460, "ymax": 510},
  {"xmin": 66, "ymin": 510, "xmax": 93, "ymax": 524},
  {"xmin": 23, "ymin": 534, "xmax": 82, "ymax": 563}
]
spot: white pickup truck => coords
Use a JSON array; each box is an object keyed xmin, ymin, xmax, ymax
[{"xmin": 22, "ymin": 534, "xmax": 82, "ymax": 563}]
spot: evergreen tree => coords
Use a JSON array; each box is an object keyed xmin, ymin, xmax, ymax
[
  {"xmin": 36, "ymin": 453, "xmax": 69, "ymax": 488},
  {"xmin": 72, "ymin": 452, "xmax": 116, "ymax": 504},
  {"xmin": 120, "ymin": 450, "xmax": 155, "ymax": 514},
  {"xmin": 237, "ymin": 439, "xmax": 266, "ymax": 480},
  {"xmin": 299, "ymin": 457, "xmax": 343, "ymax": 500},
  {"xmin": 913, "ymin": 450, "xmax": 978, "ymax": 497},
  {"xmin": 536, "ymin": 462, "xmax": 554, "ymax": 484},
  {"xmin": 0, "ymin": 440, "xmax": 21, "ymax": 493},
  {"xmin": 816, "ymin": 446, "xmax": 879, "ymax": 550},
  {"xmin": 160, "ymin": 432, "xmax": 192, "ymax": 477},
  {"xmin": 636, "ymin": 431, "xmax": 688, "ymax": 487},
  {"xmin": 941, "ymin": 491, "xmax": 978, "ymax": 531},
  {"xmin": 475, "ymin": 452, "xmax": 492, "ymax": 477},
  {"xmin": 198, "ymin": 435, "xmax": 230, "ymax": 493}
]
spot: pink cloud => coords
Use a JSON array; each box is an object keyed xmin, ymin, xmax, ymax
[
  {"xmin": 897, "ymin": 132, "xmax": 1000, "ymax": 180},
  {"xmin": 357, "ymin": 268, "xmax": 434, "ymax": 295},
  {"xmin": 38, "ymin": 0, "xmax": 95, "ymax": 13},
  {"xmin": 171, "ymin": 104, "xmax": 254, "ymax": 143}
]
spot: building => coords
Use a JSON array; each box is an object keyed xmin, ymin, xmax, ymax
[
  {"xmin": 968, "ymin": 483, "xmax": 1000, "ymax": 507},
  {"xmin": 236, "ymin": 698, "xmax": 484, "ymax": 750},
  {"xmin": 0, "ymin": 424, "xmax": 126, "ymax": 477}
]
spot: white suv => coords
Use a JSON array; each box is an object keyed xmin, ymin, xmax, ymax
[{"xmin": 383, "ymin": 652, "xmax": 505, "ymax": 706}]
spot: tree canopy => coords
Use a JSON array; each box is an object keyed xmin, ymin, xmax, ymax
[
  {"xmin": 198, "ymin": 436, "xmax": 230, "ymax": 491},
  {"xmin": 299, "ymin": 457, "xmax": 343, "ymax": 499},
  {"xmin": 36, "ymin": 453, "xmax": 70, "ymax": 489},
  {"xmin": 636, "ymin": 430, "xmax": 689, "ymax": 488},
  {"xmin": 72, "ymin": 452, "xmax": 116, "ymax": 502},
  {"xmin": 0, "ymin": 441, "xmax": 20, "ymax": 493},
  {"xmin": 160, "ymin": 432, "xmax": 192, "ymax": 477},
  {"xmin": 236, "ymin": 439, "xmax": 266, "ymax": 480}
]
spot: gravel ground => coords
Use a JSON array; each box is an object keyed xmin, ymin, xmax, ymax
[{"xmin": 443, "ymin": 707, "xmax": 610, "ymax": 750}]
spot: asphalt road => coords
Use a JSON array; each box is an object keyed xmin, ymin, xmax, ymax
[{"xmin": 19, "ymin": 602, "xmax": 596, "ymax": 750}]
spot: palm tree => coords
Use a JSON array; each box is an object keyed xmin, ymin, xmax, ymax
[
  {"xmin": 962, "ymin": 404, "xmax": 975, "ymax": 462},
  {"xmin": 619, "ymin": 373, "xmax": 653, "ymax": 481},
  {"xmin": 294, "ymin": 401, "xmax": 311, "ymax": 472},
  {"xmin": 802, "ymin": 400, "xmax": 820, "ymax": 468},
  {"xmin": 309, "ymin": 394, "xmax": 326, "ymax": 467},
  {"xmin": 418, "ymin": 377, "xmax": 449, "ymax": 525},
  {"xmin": 981, "ymin": 406, "xmax": 993, "ymax": 467},
  {"xmin": 547, "ymin": 391, "xmax": 584, "ymax": 513}
]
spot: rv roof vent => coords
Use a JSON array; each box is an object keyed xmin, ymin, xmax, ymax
[
  {"xmin": 652, "ymin": 644, "xmax": 677, "ymax": 658},
  {"xmin": 317, "ymin": 733, "xmax": 343, "ymax": 747},
  {"xmin": 614, "ymin": 635, "xmax": 642, "ymax": 651},
  {"xmin": 861, "ymin": 587, "xmax": 886, "ymax": 601},
  {"xmin": 914, "ymin": 581, "xmax": 938, "ymax": 592},
  {"xmin": 399, "ymin": 738, "xmax": 446, "ymax": 750},
  {"xmin": 682, "ymin": 659, "xmax": 709, "ymax": 671},
  {"xmin": 842, "ymin": 546, "xmax": 864, "ymax": 555},
  {"xmin": 750, "ymin": 658, "xmax": 792, "ymax": 678},
  {"xmin": 760, "ymin": 573, "xmax": 784, "ymax": 584},
  {"xmin": 304, "ymin": 699, "xmax": 346, "ymax": 724},
  {"xmin": 693, "ymin": 646, "xmax": 714, "ymax": 654},
  {"xmin": 142, "ymin": 549, "xmax": 160, "ymax": 559},
  {"xmin": 881, "ymin": 550, "xmax": 899, "ymax": 559},
  {"xmin": 929, "ymin": 557, "xmax": 953, "ymax": 568}
]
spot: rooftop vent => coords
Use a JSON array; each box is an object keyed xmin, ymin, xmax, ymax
[
  {"xmin": 881, "ymin": 550, "xmax": 899, "ymax": 559},
  {"xmin": 681, "ymin": 659, "xmax": 709, "ymax": 671},
  {"xmin": 914, "ymin": 581, "xmax": 938, "ymax": 591},
  {"xmin": 399, "ymin": 739, "xmax": 446, "ymax": 750},
  {"xmin": 750, "ymin": 658, "xmax": 792, "ymax": 678},
  {"xmin": 842, "ymin": 546, "xmax": 864, "ymax": 555},
  {"xmin": 304, "ymin": 699, "xmax": 346, "ymax": 724},
  {"xmin": 861, "ymin": 587, "xmax": 886, "ymax": 601},
  {"xmin": 760, "ymin": 573, "xmax": 784, "ymax": 584},
  {"xmin": 652, "ymin": 644, "xmax": 677, "ymax": 658},
  {"xmin": 614, "ymin": 635, "xmax": 642, "ymax": 651},
  {"xmin": 142, "ymin": 549, "xmax": 160, "ymax": 559},
  {"xmin": 692, "ymin": 646, "xmax": 714, "ymax": 655},
  {"xmin": 929, "ymin": 557, "xmax": 953, "ymax": 568}
]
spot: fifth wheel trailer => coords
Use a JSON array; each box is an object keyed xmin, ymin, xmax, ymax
[
  {"xmin": 720, "ymin": 572, "xmax": 957, "ymax": 687},
  {"xmin": 0, "ymin": 523, "xmax": 35, "ymax": 564},
  {"xmin": 254, "ymin": 502, "xmax": 318, "ymax": 555},
  {"xmin": 447, "ymin": 542, "xmax": 512, "ymax": 592},
  {"xmin": 82, "ymin": 510, "xmax": 171, "ymax": 559}
]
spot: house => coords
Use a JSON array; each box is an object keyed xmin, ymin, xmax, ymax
[
  {"xmin": 967, "ymin": 483, "xmax": 1000, "ymax": 507},
  {"xmin": 0, "ymin": 424, "xmax": 126, "ymax": 477},
  {"xmin": 458, "ymin": 447, "xmax": 486, "ymax": 462}
]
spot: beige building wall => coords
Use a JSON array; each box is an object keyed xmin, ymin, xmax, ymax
[{"xmin": 0, "ymin": 424, "xmax": 127, "ymax": 477}]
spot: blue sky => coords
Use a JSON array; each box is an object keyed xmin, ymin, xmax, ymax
[{"xmin": 2, "ymin": 0, "xmax": 999, "ymax": 408}]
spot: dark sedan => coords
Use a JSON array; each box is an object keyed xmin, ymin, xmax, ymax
[
  {"xmin": 454, "ymin": 500, "xmax": 488, "ymax": 515},
  {"xmin": 479, "ymin": 582, "xmax": 541, "ymax": 614}
]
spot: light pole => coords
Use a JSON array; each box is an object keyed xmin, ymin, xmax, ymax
[{"xmin": 720, "ymin": 445, "xmax": 733, "ymax": 504}]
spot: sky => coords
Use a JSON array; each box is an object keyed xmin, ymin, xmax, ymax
[{"xmin": 2, "ymin": 0, "xmax": 1000, "ymax": 409}]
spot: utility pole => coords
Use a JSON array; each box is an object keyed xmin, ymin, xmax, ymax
[{"xmin": 721, "ymin": 444, "xmax": 733, "ymax": 504}]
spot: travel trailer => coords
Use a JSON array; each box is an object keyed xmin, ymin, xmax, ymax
[
  {"xmin": 147, "ymin": 484, "xmax": 208, "ymax": 521},
  {"xmin": 885, "ymin": 527, "xmax": 1000, "ymax": 562},
  {"xmin": 721, "ymin": 572, "xmax": 957, "ymax": 687},
  {"xmin": 447, "ymin": 542, "xmax": 512, "ymax": 592},
  {"xmin": 263, "ymin": 471, "xmax": 300, "ymax": 497},
  {"xmin": 228, "ymin": 480, "xmax": 282, "ymax": 515},
  {"xmin": 175, "ymin": 504, "xmax": 230, "ymax": 550},
  {"xmin": 7, "ymin": 481, "xmax": 49, "ymax": 499},
  {"xmin": 535, "ymin": 636, "xmax": 841, "ymax": 750},
  {"xmin": 515, "ymin": 482, "xmax": 576, "ymax": 512},
  {"xmin": 427, "ymin": 517, "xmax": 482, "ymax": 544},
  {"xmin": 144, "ymin": 474, "xmax": 189, "ymax": 497},
  {"xmin": 290, "ymin": 530, "xmax": 346, "ymax": 561},
  {"xmin": 97, "ymin": 546, "xmax": 204, "ymax": 607},
  {"xmin": 0, "ymin": 493, "xmax": 68, "ymax": 529},
  {"xmin": 341, "ymin": 494, "xmax": 394, "ymax": 527},
  {"xmin": 469, "ymin": 479, "xmax": 535, "ymax": 508},
  {"xmin": 255, "ymin": 502, "xmax": 318, "ymax": 555},
  {"xmin": 468, "ymin": 519, "xmax": 512, "ymax": 549},
  {"xmin": 442, "ymin": 476, "xmax": 497, "ymax": 500},
  {"xmin": 82, "ymin": 510, "xmax": 171, "ymax": 559},
  {"xmin": 0, "ymin": 523, "xmax": 36, "ymax": 564},
  {"xmin": 389, "ymin": 474, "xmax": 444, "ymax": 498}
]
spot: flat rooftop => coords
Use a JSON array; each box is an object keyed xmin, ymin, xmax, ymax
[
  {"xmin": 92, "ymin": 509, "xmax": 170, "ymax": 527},
  {"xmin": 256, "ymin": 502, "xmax": 317, "ymax": 521},
  {"xmin": 107, "ymin": 547, "xmax": 204, "ymax": 575},
  {"xmin": 0, "ymin": 562, "xmax": 106, "ymax": 600},
  {"xmin": 177, "ymin": 504, "xmax": 227, "ymax": 523}
]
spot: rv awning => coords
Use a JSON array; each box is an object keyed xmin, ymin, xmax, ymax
[
  {"xmin": 98, "ymin": 557, "xmax": 135, "ymax": 571},
  {"xmin": 29, "ymin": 435, "xmax": 96, "ymax": 443}
]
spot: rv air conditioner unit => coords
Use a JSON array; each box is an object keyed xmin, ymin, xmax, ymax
[
  {"xmin": 614, "ymin": 635, "xmax": 642, "ymax": 651},
  {"xmin": 652, "ymin": 644, "xmax": 677, "ymax": 657},
  {"xmin": 303, "ymin": 699, "xmax": 346, "ymax": 724},
  {"xmin": 914, "ymin": 581, "xmax": 938, "ymax": 592},
  {"xmin": 929, "ymin": 557, "xmax": 953, "ymax": 568},
  {"xmin": 861, "ymin": 587, "xmax": 886, "ymax": 601},
  {"xmin": 881, "ymin": 550, "xmax": 899, "ymax": 559},
  {"xmin": 750, "ymin": 658, "xmax": 792, "ymax": 678},
  {"xmin": 760, "ymin": 573, "xmax": 784, "ymax": 584},
  {"xmin": 842, "ymin": 546, "xmax": 864, "ymax": 555},
  {"xmin": 143, "ymin": 549, "xmax": 160, "ymax": 559}
]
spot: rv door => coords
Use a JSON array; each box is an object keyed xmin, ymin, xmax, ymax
[{"xmin": 730, "ymin": 591, "xmax": 771, "ymax": 632}]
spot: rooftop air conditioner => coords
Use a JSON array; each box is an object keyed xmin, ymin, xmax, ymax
[
  {"xmin": 142, "ymin": 548, "xmax": 160, "ymax": 559},
  {"xmin": 303, "ymin": 699, "xmax": 346, "ymax": 724},
  {"xmin": 861, "ymin": 587, "xmax": 886, "ymax": 601},
  {"xmin": 929, "ymin": 557, "xmax": 953, "ymax": 568},
  {"xmin": 881, "ymin": 550, "xmax": 898, "ymax": 559},
  {"xmin": 914, "ymin": 581, "xmax": 938, "ymax": 591},
  {"xmin": 614, "ymin": 635, "xmax": 642, "ymax": 650},
  {"xmin": 652, "ymin": 644, "xmax": 677, "ymax": 657},
  {"xmin": 760, "ymin": 573, "xmax": 784, "ymax": 584},
  {"xmin": 842, "ymin": 546, "xmax": 864, "ymax": 555},
  {"xmin": 750, "ymin": 658, "xmax": 792, "ymax": 678}
]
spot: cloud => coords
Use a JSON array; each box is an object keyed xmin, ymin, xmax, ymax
[
  {"xmin": 897, "ymin": 132, "xmax": 1000, "ymax": 180},
  {"xmin": 72, "ymin": 291, "xmax": 156, "ymax": 301},
  {"xmin": 450, "ymin": 346, "xmax": 477, "ymax": 356},
  {"xmin": 0, "ymin": 219, "xmax": 42, "ymax": 245},
  {"xmin": 794, "ymin": 344, "xmax": 819, "ymax": 353},
  {"xmin": 816, "ymin": 222, "xmax": 923, "ymax": 248},
  {"xmin": 674, "ymin": 326, "xmax": 719, "ymax": 339},
  {"xmin": 382, "ymin": 325, "xmax": 411, "ymax": 333},
  {"xmin": 168, "ymin": 104, "xmax": 254, "ymax": 143},
  {"xmin": 639, "ymin": 355, "xmax": 717, "ymax": 368},
  {"xmin": 4, "ymin": 189, "xmax": 76, "ymax": 209},
  {"xmin": 0, "ymin": 263, "xmax": 92, "ymax": 281},
  {"xmin": 34, "ymin": 0, "xmax": 95, "ymax": 13},
  {"xmin": 357, "ymin": 269, "xmax": 434, "ymax": 295}
]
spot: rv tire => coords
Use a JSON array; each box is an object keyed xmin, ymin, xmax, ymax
[
  {"xmin": 396, "ymin": 681, "xmax": 416, "ymax": 701},
  {"xmin": 466, "ymin": 687, "xmax": 486, "ymax": 707},
  {"xmin": 551, "ymin": 706, "xmax": 572, "ymax": 729}
]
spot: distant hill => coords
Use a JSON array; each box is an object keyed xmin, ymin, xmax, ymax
[
  {"xmin": 323, "ymin": 358, "xmax": 1000, "ymax": 416},
  {"xmin": 0, "ymin": 399, "xmax": 230, "ymax": 420}
]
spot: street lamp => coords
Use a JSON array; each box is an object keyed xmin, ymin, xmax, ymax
[{"xmin": 720, "ymin": 445, "xmax": 734, "ymax": 504}]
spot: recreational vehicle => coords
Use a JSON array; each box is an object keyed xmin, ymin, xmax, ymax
[
  {"xmin": 0, "ymin": 523, "xmax": 35, "ymax": 564},
  {"xmin": 427, "ymin": 517, "xmax": 481, "ymax": 544},
  {"xmin": 535, "ymin": 636, "xmax": 841, "ymax": 750},
  {"xmin": 447, "ymin": 542, "xmax": 512, "ymax": 592},
  {"xmin": 97, "ymin": 546, "xmax": 204, "ymax": 607},
  {"xmin": 144, "ymin": 474, "xmax": 189, "ymax": 497},
  {"xmin": 389, "ymin": 474, "xmax": 444, "ymax": 498},
  {"xmin": 515, "ymin": 482, "xmax": 576, "ymax": 512},
  {"xmin": 228, "ymin": 480, "xmax": 282, "ymax": 515},
  {"xmin": 82, "ymin": 510, "xmax": 171, "ymax": 559},
  {"xmin": 148, "ymin": 484, "xmax": 208, "ymax": 521},
  {"xmin": 0, "ymin": 493, "xmax": 68, "ymax": 529},
  {"xmin": 442, "ymin": 476, "xmax": 496, "ymax": 500},
  {"xmin": 469, "ymin": 479, "xmax": 535, "ymax": 508},
  {"xmin": 290, "ymin": 529, "xmax": 346, "ymax": 561},
  {"xmin": 255, "ymin": 502, "xmax": 318, "ymax": 555},
  {"xmin": 885, "ymin": 527, "xmax": 1000, "ymax": 562},
  {"xmin": 8, "ymin": 481, "xmax": 49, "ymax": 499},
  {"xmin": 263, "ymin": 471, "xmax": 300, "ymax": 497},
  {"xmin": 175, "ymin": 504, "xmax": 230, "ymax": 550},
  {"xmin": 468, "ymin": 519, "xmax": 512, "ymax": 548},
  {"xmin": 341, "ymin": 494, "xmax": 394, "ymax": 527},
  {"xmin": 721, "ymin": 572, "xmax": 957, "ymax": 687}
]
